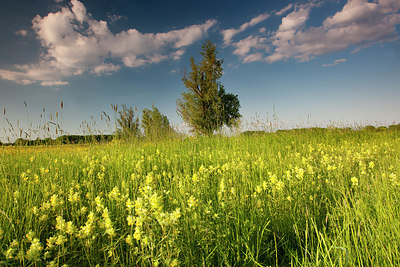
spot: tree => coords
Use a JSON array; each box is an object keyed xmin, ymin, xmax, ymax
[
  {"xmin": 115, "ymin": 104, "xmax": 141, "ymax": 139},
  {"xmin": 176, "ymin": 41, "xmax": 241, "ymax": 135},
  {"xmin": 142, "ymin": 105, "xmax": 173, "ymax": 140}
]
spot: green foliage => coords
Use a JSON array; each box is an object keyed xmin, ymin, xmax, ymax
[
  {"xmin": 388, "ymin": 123, "xmax": 400, "ymax": 132},
  {"xmin": 142, "ymin": 105, "xmax": 174, "ymax": 140},
  {"xmin": 177, "ymin": 41, "xmax": 241, "ymax": 135},
  {"xmin": 1, "ymin": 130, "xmax": 400, "ymax": 266},
  {"xmin": 116, "ymin": 104, "xmax": 141, "ymax": 139}
]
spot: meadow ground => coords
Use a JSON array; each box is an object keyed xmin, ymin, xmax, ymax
[{"xmin": 0, "ymin": 129, "xmax": 399, "ymax": 266}]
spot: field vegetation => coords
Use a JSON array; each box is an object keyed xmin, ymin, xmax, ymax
[{"xmin": 1, "ymin": 128, "xmax": 400, "ymax": 266}]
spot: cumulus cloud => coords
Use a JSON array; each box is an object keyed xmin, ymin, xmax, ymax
[
  {"xmin": 0, "ymin": 0, "xmax": 216, "ymax": 86},
  {"xmin": 322, "ymin": 58, "xmax": 347, "ymax": 67},
  {"xmin": 224, "ymin": 0, "xmax": 400, "ymax": 64},
  {"xmin": 267, "ymin": 0, "xmax": 400, "ymax": 62},
  {"xmin": 221, "ymin": 13, "xmax": 270, "ymax": 45},
  {"xmin": 232, "ymin": 35, "xmax": 269, "ymax": 63}
]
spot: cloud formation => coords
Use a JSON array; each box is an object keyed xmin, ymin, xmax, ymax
[
  {"xmin": 221, "ymin": 13, "xmax": 269, "ymax": 46},
  {"xmin": 322, "ymin": 58, "xmax": 347, "ymax": 67},
  {"xmin": 232, "ymin": 35, "xmax": 269, "ymax": 63},
  {"xmin": 0, "ymin": 0, "xmax": 216, "ymax": 86},
  {"xmin": 225, "ymin": 0, "xmax": 400, "ymax": 64},
  {"xmin": 15, "ymin": 30, "xmax": 28, "ymax": 36},
  {"xmin": 41, "ymin": 81, "xmax": 70, "ymax": 86}
]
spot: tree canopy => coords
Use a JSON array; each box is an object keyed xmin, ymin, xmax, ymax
[
  {"xmin": 142, "ymin": 105, "xmax": 173, "ymax": 140},
  {"xmin": 177, "ymin": 41, "xmax": 241, "ymax": 135},
  {"xmin": 115, "ymin": 104, "xmax": 141, "ymax": 139}
]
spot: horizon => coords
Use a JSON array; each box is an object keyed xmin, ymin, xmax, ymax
[{"xmin": 1, "ymin": 0, "xmax": 400, "ymax": 142}]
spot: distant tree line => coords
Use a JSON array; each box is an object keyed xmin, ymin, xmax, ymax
[{"xmin": 3, "ymin": 135, "xmax": 114, "ymax": 146}]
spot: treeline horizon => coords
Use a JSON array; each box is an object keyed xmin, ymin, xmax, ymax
[{"xmin": 2, "ymin": 123, "xmax": 400, "ymax": 146}]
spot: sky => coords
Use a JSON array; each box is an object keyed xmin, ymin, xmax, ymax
[{"xmin": 0, "ymin": 0, "xmax": 399, "ymax": 141}]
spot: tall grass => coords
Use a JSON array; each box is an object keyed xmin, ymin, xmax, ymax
[{"xmin": 1, "ymin": 128, "xmax": 399, "ymax": 266}]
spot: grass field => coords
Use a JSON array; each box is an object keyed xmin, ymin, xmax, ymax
[{"xmin": 1, "ymin": 129, "xmax": 400, "ymax": 266}]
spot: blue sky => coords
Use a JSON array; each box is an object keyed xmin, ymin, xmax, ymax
[{"xmin": 0, "ymin": 0, "xmax": 399, "ymax": 141}]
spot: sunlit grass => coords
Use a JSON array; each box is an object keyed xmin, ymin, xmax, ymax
[{"xmin": 1, "ymin": 129, "xmax": 399, "ymax": 266}]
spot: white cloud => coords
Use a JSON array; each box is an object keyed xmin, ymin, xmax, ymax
[
  {"xmin": 322, "ymin": 58, "xmax": 347, "ymax": 67},
  {"xmin": 221, "ymin": 13, "xmax": 269, "ymax": 45},
  {"xmin": 232, "ymin": 36, "xmax": 269, "ymax": 63},
  {"xmin": 15, "ymin": 30, "xmax": 28, "ymax": 36},
  {"xmin": 266, "ymin": 0, "xmax": 400, "ymax": 62},
  {"xmin": 275, "ymin": 4, "xmax": 294, "ymax": 16},
  {"xmin": 41, "ymin": 81, "xmax": 70, "ymax": 86},
  {"xmin": 70, "ymin": 0, "xmax": 87, "ymax": 23},
  {"xmin": 222, "ymin": 0, "xmax": 399, "ymax": 64},
  {"xmin": 243, "ymin": 53, "xmax": 264, "ymax": 63},
  {"xmin": 91, "ymin": 63, "xmax": 121, "ymax": 75},
  {"xmin": 0, "ymin": 0, "xmax": 216, "ymax": 86},
  {"xmin": 172, "ymin": 50, "xmax": 185, "ymax": 60}
]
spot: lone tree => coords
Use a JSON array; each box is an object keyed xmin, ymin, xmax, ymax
[
  {"xmin": 177, "ymin": 41, "xmax": 241, "ymax": 135},
  {"xmin": 142, "ymin": 105, "xmax": 174, "ymax": 140},
  {"xmin": 115, "ymin": 104, "xmax": 141, "ymax": 139}
]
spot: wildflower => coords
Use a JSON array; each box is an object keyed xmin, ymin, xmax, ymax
[
  {"xmin": 126, "ymin": 198, "xmax": 134, "ymax": 212},
  {"xmin": 368, "ymin": 161, "xmax": 375, "ymax": 169},
  {"xmin": 255, "ymin": 185, "xmax": 262, "ymax": 194},
  {"xmin": 351, "ymin": 177, "xmax": 359, "ymax": 187},
  {"xmin": 79, "ymin": 212, "xmax": 95, "ymax": 238},
  {"xmin": 133, "ymin": 227, "xmax": 142, "ymax": 241},
  {"xmin": 56, "ymin": 216, "xmax": 66, "ymax": 232},
  {"xmin": 389, "ymin": 173, "xmax": 398, "ymax": 186},
  {"xmin": 127, "ymin": 215, "xmax": 135, "ymax": 226},
  {"xmin": 126, "ymin": 234, "xmax": 133, "ymax": 246},
  {"xmin": 95, "ymin": 196, "xmax": 104, "ymax": 211},
  {"xmin": 170, "ymin": 259, "xmax": 179, "ymax": 267},
  {"xmin": 262, "ymin": 180, "xmax": 268, "ymax": 190},
  {"xmin": 68, "ymin": 189, "xmax": 80, "ymax": 203},
  {"xmin": 26, "ymin": 238, "xmax": 43, "ymax": 261},
  {"xmin": 108, "ymin": 187, "xmax": 121, "ymax": 201},
  {"xmin": 5, "ymin": 247, "xmax": 15, "ymax": 259},
  {"xmin": 149, "ymin": 193, "xmax": 163, "ymax": 213},
  {"xmin": 79, "ymin": 206, "xmax": 87, "ymax": 215},
  {"xmin": 46, "ymin": 236, "xmax": 57, "ymax": 249},
  {"xmin": 169, "ymin": 208, "xmax": 181, "ymax": 224},
  {"xmin": 230, "ymin": 187, "xmax": 235, "ymax": 195},
  {"xmin": 102, "ymin": 208, "xmax": 115, "ymax": 237},
  {"xmin": 50, "ymin": 194, "xmax": 63, "ymax": 208},
  {"xmin": 66, "ymin": 221, "xmax": 75, "ymax": 235},
  {"xmin": 26, "ymin": 231, "xmax": 35, "ymax": 242},
  {"xmin": 187, "ymin": 195, "xmax": 197, "ymax": 209},
  {"xmin": 55, "ymin": 235, "xmax": 67, "ymax": 245}
]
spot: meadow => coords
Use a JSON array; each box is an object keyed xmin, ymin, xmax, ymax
[{"xmin": 0, "ymin": 129, "xmax": 399, "ymax": 266}]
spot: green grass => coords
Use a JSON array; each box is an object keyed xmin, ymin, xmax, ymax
[{"xmin": 1, "ymin": 129, "xmax": 400, "ymax": 266}]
